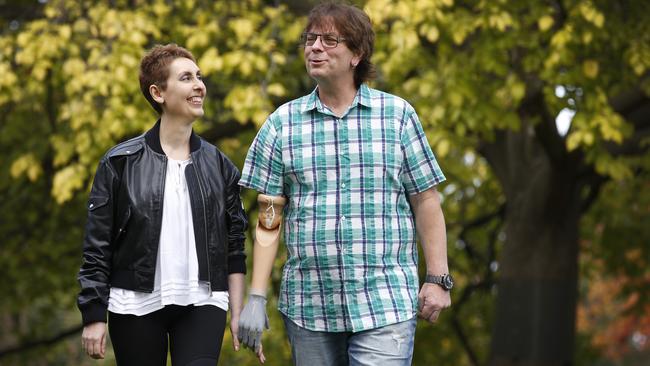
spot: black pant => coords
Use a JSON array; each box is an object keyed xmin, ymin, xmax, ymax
[{"xmin": 108, "ymin": 305, "xmax": 226, "ymax": 366}]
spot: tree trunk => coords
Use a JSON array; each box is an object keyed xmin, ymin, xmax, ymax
[{"xmin": 483, "ymin": 127, "xmax": 583, "ymax": 366}]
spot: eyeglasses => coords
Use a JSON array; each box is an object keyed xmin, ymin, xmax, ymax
[{"xmin": 300, "ymin": 32, "xmax": 346, "ymax": 49}]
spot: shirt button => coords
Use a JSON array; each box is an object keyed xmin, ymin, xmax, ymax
[
  {"xmin": 341, "ymin": 183, "xmax": 346, "ymax": 188},
  {"xmin": 341, "ymin": 216, "xmax": 346, "ymax": 221}
]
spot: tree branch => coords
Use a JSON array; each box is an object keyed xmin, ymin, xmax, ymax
[
  {"xmin": 0, "ymin": 324, "xmax": 83, "ymax": 359},
  {"xmin": 200, "ymin": 118, "xmax": 257, "ymax": 142}
]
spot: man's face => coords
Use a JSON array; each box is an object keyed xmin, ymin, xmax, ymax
[{"xmin": 303, "ymin": 24, "xmax": 360, "ymax": 86}]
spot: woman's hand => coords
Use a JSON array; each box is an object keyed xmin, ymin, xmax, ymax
[{"xmin": 81, "ymin": 322, "xmax": 107, "ymax": 359}]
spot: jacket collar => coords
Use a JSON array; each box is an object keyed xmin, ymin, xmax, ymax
[{"xmin": 144, "ymin": 119, "xmax": 201, "ymax": 155}]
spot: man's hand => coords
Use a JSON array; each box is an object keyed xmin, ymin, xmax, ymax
[
  {"xmin": 418, "ymin": 283, "xmax": 451, "ymax": 323},
  {"xmin": 81, "ymin": 322, "xmax": 107, "ymax": 359},
  {"xmin": 238, "ymin": 292, "xmax": 269, "ymax": 363}
]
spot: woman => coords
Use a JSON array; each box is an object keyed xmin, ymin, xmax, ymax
[{"xmin": 77, "ymin": 44, "xmax": 247, "ymax": 365}]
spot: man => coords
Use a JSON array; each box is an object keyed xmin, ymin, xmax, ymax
[{"xmin": 237, "ymin": 3, "xmax": 451, "ymax": 365}]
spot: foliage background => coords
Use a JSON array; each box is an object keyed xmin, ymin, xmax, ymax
[{"xmin": 0, "ymin": 0, "xmax": 648, "ymax": 365}]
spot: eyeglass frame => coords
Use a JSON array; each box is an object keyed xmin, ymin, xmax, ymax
[{"xmin": 300, "ymin": 32, "xmax": 347, "ymax": 49}]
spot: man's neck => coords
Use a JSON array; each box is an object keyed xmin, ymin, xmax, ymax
[
  {"xmin": 317, "ymin": 79, "xmax": 358, "ymax": 117},
  {"xmin": 159, "ymin": 115, "xmax": 192, "ymax": 160}
]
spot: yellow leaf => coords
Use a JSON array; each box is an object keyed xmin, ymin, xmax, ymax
[
  {"xmin": 199, "ymin": 47, "xmax": 223, "ymax": 74},
  {"xmin": 538, "ymin": 15, "xmax": 554, "ymax": 31},
  {"xmin": 58, "ymin": 25, "xmax": 72, "ymax": 40},
  {"xmin": 73, "ymin": 19, "xmax": 89, "ymax": 34},
  {"xmin": 437, "ymin": 139, "xmax": 450, "ymax": 158},
  {"xmin": 432, "ymin": 105, "xmax": 445, "ymax": 121},
  {"xmin": 266, "ymin": 83, "xmax": 286, "ymax": 97},
  {"xmin": 511, "ymin": 81, "xmax": 526, "ymax": 102},
  {"xmin": 594, "ymin": 13, "xmax": 604, "ymax": 28},
  {"xmin": 44, "ymin": 6, "xmax": 57, "ymax": 18},
  {"xmin": 449, "ymin": 92, "xmax": 463, "ymax": 107},
  {"xmin": 52, "ymin": 165, "xmax": 85, "ymax": 204},
  {"xmin": 419, "ymin": 24, "xmax": 440, "ymax": 43},
  {"xmin": 452, "ymin": 29, "xmax": 466, "ymax": 45},
  {"xmin": 187, "ymin": 32, "xmax": 209, "ymax": 50},
  {"xmin": 229, "ymin": 18, "xmax": 255, "ymax": 44},
  {"xmin": 550, "ymin": 26, "xmax": 572, "ymax": 47},
  {"xmin": 0, "ymin": 62, "xmax": 17, "ymax": 88},
  {"xmin": 489, "ymin": 12, "xmax": 513, "ymax": 32},
  {"xmin": 63, "ymin": 58, "xmax": 85, "ymax": 76},
  {"xmin": 566, "ymin": 131, "xmax": 582, "ymax": 151},
  {"xmin": 128, "ymin": 31, "xmax": 147, "ymax": 46},
  {"xmin": 579, "ymin": 2, "xmax": 605, "ymax": 28},
  {"xmin": 600, "ymin": 122, "xmax": 623, "ymax": 143},
  {"xmin": 32, "ymin": 66, "xmax": 47, "ymax": 81},
  {"xmin": 10, "ymin": 154, "xmax": 42, "ymax": 181},
  {"xmin": 583, "ymin": 60, "xmax": 599, "ymax": 79},
  {"xmin": 271, "ymin": 52, "xmax": 286, "ymax": 65}
]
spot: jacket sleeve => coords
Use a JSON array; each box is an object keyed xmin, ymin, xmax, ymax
[
  {"xmin": 222, "ymin": 156, "xmax": 248, "ymax": 275},
  {"xmin": 76, "ymin": 157, "xmax": 116, "ymax": 325}
]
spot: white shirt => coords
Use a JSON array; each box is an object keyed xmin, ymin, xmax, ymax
[{"xmin": 109, "ymin": 158, "xmax": 228, "ymax": 315}]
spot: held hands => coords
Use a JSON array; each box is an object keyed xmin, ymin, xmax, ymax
[
  {"xmin": 238, "ymin": 291, "xmax": 269, "ymax": 363},
  {"xmin": 81, "ymin": 322, "xmax": 107, "ymax": 359},
  {"xmin": 417, "ymin": 283, "xmax": 451, "ymax": 323}
]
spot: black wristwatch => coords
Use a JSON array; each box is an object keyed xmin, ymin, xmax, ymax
[{"xmin": 425, "ymin": 273, "xmax": 454, "ymax": 291}]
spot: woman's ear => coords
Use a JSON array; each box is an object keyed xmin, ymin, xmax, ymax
[{"xmin": 149, "ymin": 84, "xmax": 164, "ymax": 104}]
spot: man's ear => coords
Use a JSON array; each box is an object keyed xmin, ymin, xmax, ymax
[
  {"xmin": 149, "ymin": 84, "xmax": 164, "ymax": 104},
  {"xmin": 351, "ymin": 54, "xmax": 362, "ymax": 68}
]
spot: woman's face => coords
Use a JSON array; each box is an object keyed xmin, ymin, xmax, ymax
[{"xmin": 158, "ymin": 57, "xmax": 206, "ymax": 121}]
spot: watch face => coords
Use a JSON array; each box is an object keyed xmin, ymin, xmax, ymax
[{"xmin": 443, "ymin": 274, "xmax": 454, "ymax": 290}]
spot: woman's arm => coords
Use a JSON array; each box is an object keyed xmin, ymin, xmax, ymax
[{"xmin": 77, "ymin": 158, "xmax": 117, "ymax": 358}]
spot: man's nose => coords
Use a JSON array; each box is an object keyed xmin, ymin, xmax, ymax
[{"xmin": 311, "ymin": 35, "xmax": 325, "ymax": 51}]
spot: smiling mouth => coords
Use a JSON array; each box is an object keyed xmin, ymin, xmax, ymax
[{"xmin": 188, "ymin": 96, "xmax": 203, "ymax": 105}]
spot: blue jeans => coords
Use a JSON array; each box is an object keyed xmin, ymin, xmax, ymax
[{"xmin": 282, "ymin": 315, "xmax": 416, "ymax": 366}]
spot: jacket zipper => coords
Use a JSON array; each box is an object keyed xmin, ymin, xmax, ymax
[
  {"xmin": 191, "ymin": 160, "xmax": 212, "ymax": 286},
  {"xmin": 147, "ymin": 156, "xmax": 167, "ymax": 292}
]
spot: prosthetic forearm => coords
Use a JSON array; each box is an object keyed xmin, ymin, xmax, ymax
[
  {"xmin": 250, "ymin": 194, "xmax": 286, "ymax": 294},
  {"xmin": 238, "ymin": 194, "xmax": 286, "ymax": 353}
]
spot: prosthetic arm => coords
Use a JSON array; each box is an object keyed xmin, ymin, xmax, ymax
[{"xmin": 238, "ymin": 194, "xmax": 286, "ymax": 353}]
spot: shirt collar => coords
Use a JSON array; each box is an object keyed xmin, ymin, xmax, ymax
[{"xmin": 301, "ymin": 84, "xmax": 372, "ymax": 114}]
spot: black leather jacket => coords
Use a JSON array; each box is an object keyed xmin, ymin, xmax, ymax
[{"xmin": 77, "ymin": 121, "xmax": 248, "ymax": 325}]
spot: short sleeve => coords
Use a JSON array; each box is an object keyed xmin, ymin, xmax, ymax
[
  {"xmin": 239, "ymin": 116, "xmax": 284, "ymax": 196},
  {"xmin": 400, "ymin": 107, "xmax": 446, "ymax": 194}
]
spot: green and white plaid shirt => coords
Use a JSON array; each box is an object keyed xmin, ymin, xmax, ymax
[{"xmin": 239, "ymin": 84, "xmax": 445, "ymax": 332}]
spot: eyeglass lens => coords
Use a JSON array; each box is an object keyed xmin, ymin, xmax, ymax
[{"xmin": 303, "ymin": 33, "xmax": 340, "ymax": 48}]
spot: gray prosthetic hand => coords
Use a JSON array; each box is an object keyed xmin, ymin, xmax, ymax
[{"xmin": 238, "ymin": 291, "xmax": 270, "ymax": 352}]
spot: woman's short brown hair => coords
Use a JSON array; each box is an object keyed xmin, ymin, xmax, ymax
[
  {"xmin": 139, "ymin": 44, "xmax": 196, "ymax": 114},
  {"xmin": 305, "ymin": 2, "xmax": 376, "ymax": 88}
]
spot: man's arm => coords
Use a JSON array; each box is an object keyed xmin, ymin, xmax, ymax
[
  {"xmin": 250, "ymin": 194, "xmax": 286, "ymax": 293},
  {"xmin": 238, "ymin": 194, "xmax": 286, "ymax": 362},
  {"xmin": 409, "ymin": 187, "xmax": 451, "ymax": 323}
]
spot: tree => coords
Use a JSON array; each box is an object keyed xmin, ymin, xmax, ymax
[
  {"xmin": 0, "ymin": 0, "xmax": 305, "ymax": 364},
  {"xmin": 364, "ymin": 0, "xmax": 650, "ymax": 365}
]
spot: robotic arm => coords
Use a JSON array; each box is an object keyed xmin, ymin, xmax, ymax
[{"xmin": 238, "ymin": 194, "xmax": 286, "ymax": 353}]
